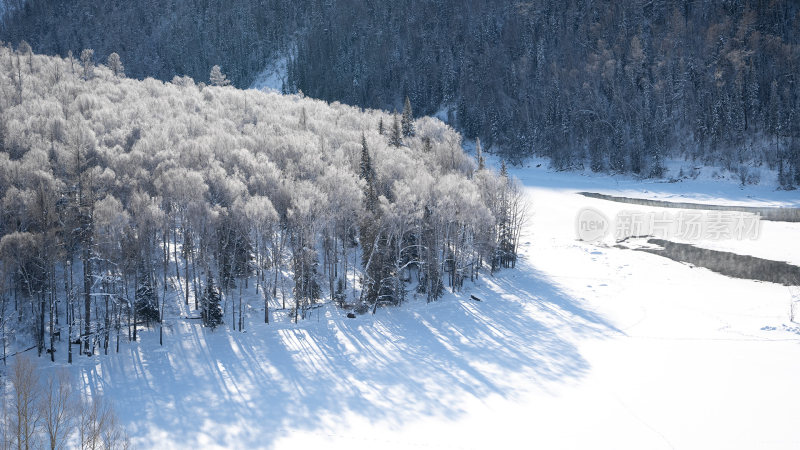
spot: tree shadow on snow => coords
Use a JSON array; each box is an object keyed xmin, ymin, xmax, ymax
[{"xmin": 73, "ymin": 259, "xmax": 618, "ymax": 448}]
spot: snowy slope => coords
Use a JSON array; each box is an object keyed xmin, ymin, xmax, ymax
[
  {"xmin": 250, "ymin": 56, "xmax": 289, "ymax": 93},
  {"xmin": 31, "ymin": 162, "xmax": 800, "ymax": 449}
]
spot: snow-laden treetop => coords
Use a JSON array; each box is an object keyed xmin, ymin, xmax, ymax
[{"xmin": 1, "ymin": 48, "xmax": 516, "ymax": 320}]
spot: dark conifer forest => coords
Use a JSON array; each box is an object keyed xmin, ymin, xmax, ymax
[{"xmin": 3, "ymin": 0, "xmax": 798, "ymax": 184}]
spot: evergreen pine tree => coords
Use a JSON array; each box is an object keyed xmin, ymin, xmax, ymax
[
  {"xmin": 359, "ymin": 133, "xmax": 378, "ymax": 209},
  {"xmin": 201, "ymin": 274, "xmax": 224, "ymax": 329},
  {"xmin": 217, "ymin": 214, "xmax": 253, "ymax": 292},
  {"xmin": 378, "ymin": 117, "xmax": 384, "ymax": 135},
  {"xmin": 334, "ymin": 277, "xmax": 346, "ymax": 306},
  {"xmin": 389, "ymin": 111, "xmax": 403, "ymax": 147},
  {"xmin": 476, "ymin": 137, "xmax": 485, "ymax": 170},
  {"xmin": 135, "ymin": 274, "xmax": 160, "ymax": 326},
  {"xmin": 358, "ymin": 133, "xmax": 387, "ymax": 306},
  {"xmin": 359, "ymin": 134, "xmax": 373, "ymax": 181},
  {"xmin": 401, "ymin": 96, "xmax": 415, "ymax": 137},
  {"xmin": 422, "ymin": 136, "xmax": 432, "ymax": 153}
]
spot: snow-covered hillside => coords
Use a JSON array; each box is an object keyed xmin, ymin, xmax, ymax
[
  {"xmin": 2, "ymin": 50, "xmax": 799, "ymax": 449},
  {"xmin": 0, "ymin": 48, "xmax": 519, "ymax": 368},
  {"xmin": 24, "ymin": 162, "xmax": 798, "ymax": 449}
]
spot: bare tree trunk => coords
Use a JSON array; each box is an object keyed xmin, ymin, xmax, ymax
[
  {"xmin": 264, "ymin": 285, "xmax": 269, "ymax": 324},
  {"xmin": 192, "ymin": 251, "xmax": 199, "ymax": 311},
  {"xmin": 185, "ymin": 234, "xmax": 190, "ymax": 306},
  {"xmin": 173, "ymin": 223, "xmax": 180, "ymax": 284},
  {"xmin": 82, "ymin": 245, "xmax": 91, "ymax": 356},
  {"xmin": 115, "ymin": 303, "xmax": 120, "ymax": 353},
  {"xmin": 342, "ymin": 231, "xmax": 347, "ymax": 291},
  {"xmin": 38, "ymin": 293, "xmax": 45, "ymax": 357},
  {"xmin": 104, "ymin": 284, "xmax": 110, "ymax": 355},
  {"xmin": 66, "ymin": 261, "xmax": 73, "ymax": 363},
  {"xmin": 238, "ymin": 282, "xmax": 243, "ymax": 331},
  {"xmin": 132, "ymin": 269, "xmax": 138, "ymax": 342},
  {"xmin": 123, "ymin": 271, "xmax": 130, "ymax": 343},
  {"xmin": 255, "ymin": 237, "xmax": 261, "ymax": 296},
  {"xmin": 161, "ymin": 229, "xmax": 168, "ymax": 346}
]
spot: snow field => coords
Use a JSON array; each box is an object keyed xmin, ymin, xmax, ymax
[{"xmin": 34, "ymin": 162, "xmax": 800, "ymax": 449}]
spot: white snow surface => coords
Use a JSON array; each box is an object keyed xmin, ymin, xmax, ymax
[
  {"xmin": 31, "ymin": 162, "xmax": 800, "ymax": 449},
  {"xmin": 250, "ymin": 56, "xmax": 289, "ymax": 93}
]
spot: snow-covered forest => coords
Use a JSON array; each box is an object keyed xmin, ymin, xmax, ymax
[
  {"xmin": 2, "ymin": 0, "xmax": 798, "ymax": 184},
  {"xmin": 0, "ymin": 48, "xmax": 524, "ymax": 371},
  {"xmin": 1, "ymin": 2, "xmax": 800, "ymax": 449}
]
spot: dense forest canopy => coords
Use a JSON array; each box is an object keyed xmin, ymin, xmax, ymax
[
  {"xmin": 2, "ymin": 0, "xmax": 798, "ymax": 184},
  {"xmin": 0, "ymin": 49, "xmax": 524, "ymax": 363}
]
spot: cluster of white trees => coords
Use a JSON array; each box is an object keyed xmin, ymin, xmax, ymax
[
  {"xmin": 0, "ymin": 357, "xmax": 129, "ymax": 449},
  {"xmin": 0, "ymin": 47, "xmax": 525, "ymax": 363}
]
